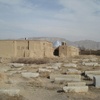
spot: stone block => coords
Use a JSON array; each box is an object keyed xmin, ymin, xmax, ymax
[
  {"xmin": 90, "ymin": 58, "xmax": 98, "ymax": 62},
  {"xmin": 85, "ymin": 70, "xmax": 100, "ymax": 75},
  {"xmin": 50, "ymin": 74, "xmax": 62, "ymax": 80},
  {"xmin": 66, "ymin": 69, "xmax": 81, "ymax": 74},
  {"xmin": 82, "ymin": 59, "xmax": 90, "ymax": 62},
  {"xmin": 50, "ymin": 74, "xmax": 81, "ymax": 80},
  {"xmin": 46, "ymin": 63, "xmax": 62, "ymax": 70},
  {"xmin": 9, "ymin": 63, "xmax": 24, "ymax": 68},
  {"xmin": 21, "ymin": 72, "xmax": 39, "ymax": 78},
  {"xmin": 38, "ymin": 68, "xmax": 52, "ymax": 73},
  {"xmin": 54, "ymin": 63, "xmax": 62, "ymax": 68},
  {"xmin": 67, "ymin": 82, "xmax": 86, "ymax": 86},
  {"xmin": 0, "ymin": 89, "xmax": 20, "ymax": 96},
  {"xmin": 72, "ymin": 60, "xmax": 78, "ymax": 63},
  {"xmin": 46, "ymin": 66, "xmax": 59, "ymax": 70},
  {"xmin": 93, "ymin": 75, "xmax": 100, "ymax": 88},
  {"xmin": 82, "ymin": 62, "xmax": 98, "ymax": 66},
  {"xmin": 63, "ymin": 86, "xmax": 88, "ymax": 93},
  {"xmin": 63, "ymin": 63, "xmax": 77, "ymax": 67},
  {"xmin": 86, "ymin": 74, "xmax": 94, "ymax": 80},
  {"xmin": 55, "ymin": 77, "xmax": 81, "ymax": 83}
]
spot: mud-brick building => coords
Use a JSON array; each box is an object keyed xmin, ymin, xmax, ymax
[
  {"xmin": 54, "ymin": 42, "xmax": 79, "ymax": 57},
  {"xmin": 0, "ymin": 40, "xmax": 53, "ymax": 58}
]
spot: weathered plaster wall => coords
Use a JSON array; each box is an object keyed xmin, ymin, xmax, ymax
[
  {"xmin": 29, "ymin": 41, "xmax": 44, "ymax": 58},
  {"xmin": 56, "ymin": 45, "xmax": 79, "ymax": 57},
  {"xmin": 0, "ymin": 40, "xmax": 53, "ymax": 58},
  {"xmin": 59, "ymin": 45, "xmax": 68, "ymax": 57},
  {"xmin": 0, "ymin": 41, "xmax": 15, "ymax": 57},
  {"xmin": 29, "ymin": 41, "xmax": 53, "ymax": 58},
  {"xmin": 68, "ymin": 46, "xmax": 79, "ymax": 56},
  {"xmin": 43, "ymin": 42, "xmax": 54, "ymax": 58},
  {"xmin": 16, "ymin": 40, "xmax": 28, "ymax": 57}
]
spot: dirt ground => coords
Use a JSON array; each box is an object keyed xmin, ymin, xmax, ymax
[{"xmin": 0, "ymin": 55, "xmax": 100, "ymax": 100}]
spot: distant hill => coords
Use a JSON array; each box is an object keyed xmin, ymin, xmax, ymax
[
  {"xmin": 28, "ymin": 37, "xmax": 100, "ymax": 50},
  {"xmin": 28, "ymin": 37, "xmax": 74, "ymax": 47},
  {"xmin": 74, "ymin": 40, "xmax": 100, "ymax": 50}
]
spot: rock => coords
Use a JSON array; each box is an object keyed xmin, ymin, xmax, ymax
[
  {"xmin": 93, "ymin": 75, "xmax": 100, "ymax": 88},
  {"xmin": 0, "ymin": 89, "xmax": 20, "ymax": 96},
  {"xmin": 54, "ymin": 63, "xmax": 62, "ymax": 68},
  {"xmin": 50, "ymin": 74, "xmax": 81, "ymax": 80},
  {"xmin": 90, "ymin": 58, "xmax": 98, "ymax": 62},
  {"xmin": 63, "ymin": 86, "xmax": 88, "ymax": 93},
  {"xmin": 0, "ymin": 66, "xmax": 10, "ymax": 72},
  {"xmin": 72, "ymin": 60, "xmax": 78, "ymax": 63},
  {"xmin": 82, "ymin": 62, "xmax": 98, "ymax": 66},
  {"xmin": 63, "ymin": 63, "xmax": 77, "ymax": 67},
  {"xmin": 86, "ymin": 74, "xmax": 94, "ymax": 80},
  {"xmin": 7, "ymin": 70, "xmax": 27, "ymax": 76},
  {"xmin": 38, "ymin": 68, "xmax": 52, "ymax": 73},
  {"xmin": 67, "ymin": 82, "xmax": 86, "ymax": 86},
  {"xmin": 55, "ymin": 76, "xmax": 81, "ymax": 83},
  {"xmin": 82, "ymin": 59, "xmax": 90, "ymax": 62},
  {"xmin": 9, "ymin": 63, "xmax": 24, "ymax": 68},
  {"xmin": 21, "ymin": 72, "xmax": 39, "ymax": 78},
  {"xmin": 45, "ymin": 63, "xmax": 62, "ymax": 70},
  {"xmin": 66, "ymin": 69, "xmax": 81, "ymax": 74},
  {"xmin": 85, "ymin": 70, "xmax": 100, "ymax": 75},
  {"xmin": 46, "ymin": 66, "xmax": 59, "ymax": 70}
]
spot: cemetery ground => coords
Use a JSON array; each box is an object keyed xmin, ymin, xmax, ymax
[{"xmin": 0, "ymin": 55, "xmax": 100, "ymax": 100}]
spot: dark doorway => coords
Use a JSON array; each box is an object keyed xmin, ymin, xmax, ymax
[{"xmin": 54, "ymin": 48, "xmax": 59, "ymax": 56}]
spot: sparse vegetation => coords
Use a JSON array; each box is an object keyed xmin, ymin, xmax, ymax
[
  {"xmin": 0, "ymin": 94, "xmax": 25, "ymax": 100},
  {"xmin": 11, "ymin": 58, "xmax": 51, "ymax": 64}
]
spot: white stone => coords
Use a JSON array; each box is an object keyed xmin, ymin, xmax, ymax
[
  {"xmin": 93, "ymin": 75, "xmax": 100, "ymax": 88},
  {"xmin": 72, "ymin": 60, "xmax": 78, "ymax": 63},
  {"xmin": 50, "ymin": 74, "xmax": 62, "ymax": 80},
  {"xmin": 66, "ymin": 69, "xmax": 81, "ymax": 74},
  {"xmin": 82, "ymin": 59, "xmax": 90, "ymax": 62},
  {"xmin": 85, "ymin": 70, "xmax": 100, "ymax": 75},
  {"xmin": 50, "ymin": 74, "xmax": 81, "ymax": 80},
  {"xmin": 21, "ymin": 72, "xmax": 39, "ymax": 78},
  {"xmin": 55, "ymin": 77, "xmax": 81, "ymax": 82},
  {"xmin": 67, "ymin": 82, "xmax": 86, "ymax": 86},
  {"xmin": 0, "ymin": 67, "xmax": 10, "ymax": 72},
  {"xmin": 38, "ymin": 68, "xmax": 52, "ymax": 73},
  {"xmin": 0, "ymin": 89, "xmax": 20, "ymax": 96},
  {"xmin": 82, "ymin": 62, "xmax": 98, "ymax": 66},
  {"xmin": 46, "ymin": 66, "xmax": 59, "ymax": 70},
  {"xmin": 86, "ymin": 74, "xmax": 94, "ymax": 80},
  {"xmin": 90, "ymin": 58, "xmax": 98, "ymax": 62},
  {"xmin": 47, "ymin": 63, "xmax": 62, "ymax": 70},
  {"xmin": 63, "ymin": 63, "xmax": 77, "ymax": 67},
  {"xmin": 7, "ymin": 70, "xmax": 27, "ymax": 76},
  {"xmin": 9, "ymin": 63, "xmax": 24, "ymax": 68},
  {"xmin": 54, "ymin": 63, "xmax": 62, "ymax": 68},
  {"xmin": 63, "ymin": 86, "xmax": 88, "ymax": 93}
]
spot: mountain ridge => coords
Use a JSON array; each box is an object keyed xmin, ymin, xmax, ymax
[{"xmin": 28, "ymin": 37, "xmax": 100, "ymax": 50}]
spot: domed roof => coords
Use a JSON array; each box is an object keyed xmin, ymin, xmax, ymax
[{"xmin": 53, "ymin": 41, "xmax": 61, "ymax": 48}]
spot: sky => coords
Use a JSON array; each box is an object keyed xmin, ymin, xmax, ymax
[{"xmin": 0, "ymin": 0, "xmax": 100, "ymax": 41}]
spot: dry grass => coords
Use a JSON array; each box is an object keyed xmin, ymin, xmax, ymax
[
  {"xmin": 0, "ymin": 94, "xmax": 25, "ymax": 100},
  {"xmin": 11, "ymin": 58, "xmax": 50, "ymax": 64}
]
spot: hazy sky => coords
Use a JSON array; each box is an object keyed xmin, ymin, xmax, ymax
[{"xmin": 0, "ymin": 0, "xmax": 100, "ymax": 41}]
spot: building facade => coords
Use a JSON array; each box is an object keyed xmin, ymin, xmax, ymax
[
  {"xmin": 0, "ymin": 40, "xmax": 53, "ymax": 58},
  {"xmin": 54, "ymin": 43, "xmax": 79, "ymax": 57}
]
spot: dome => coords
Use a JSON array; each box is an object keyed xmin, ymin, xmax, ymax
[{"xmin": 53, "ymin": 41, "xmax": 61, "ymax": 48}]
